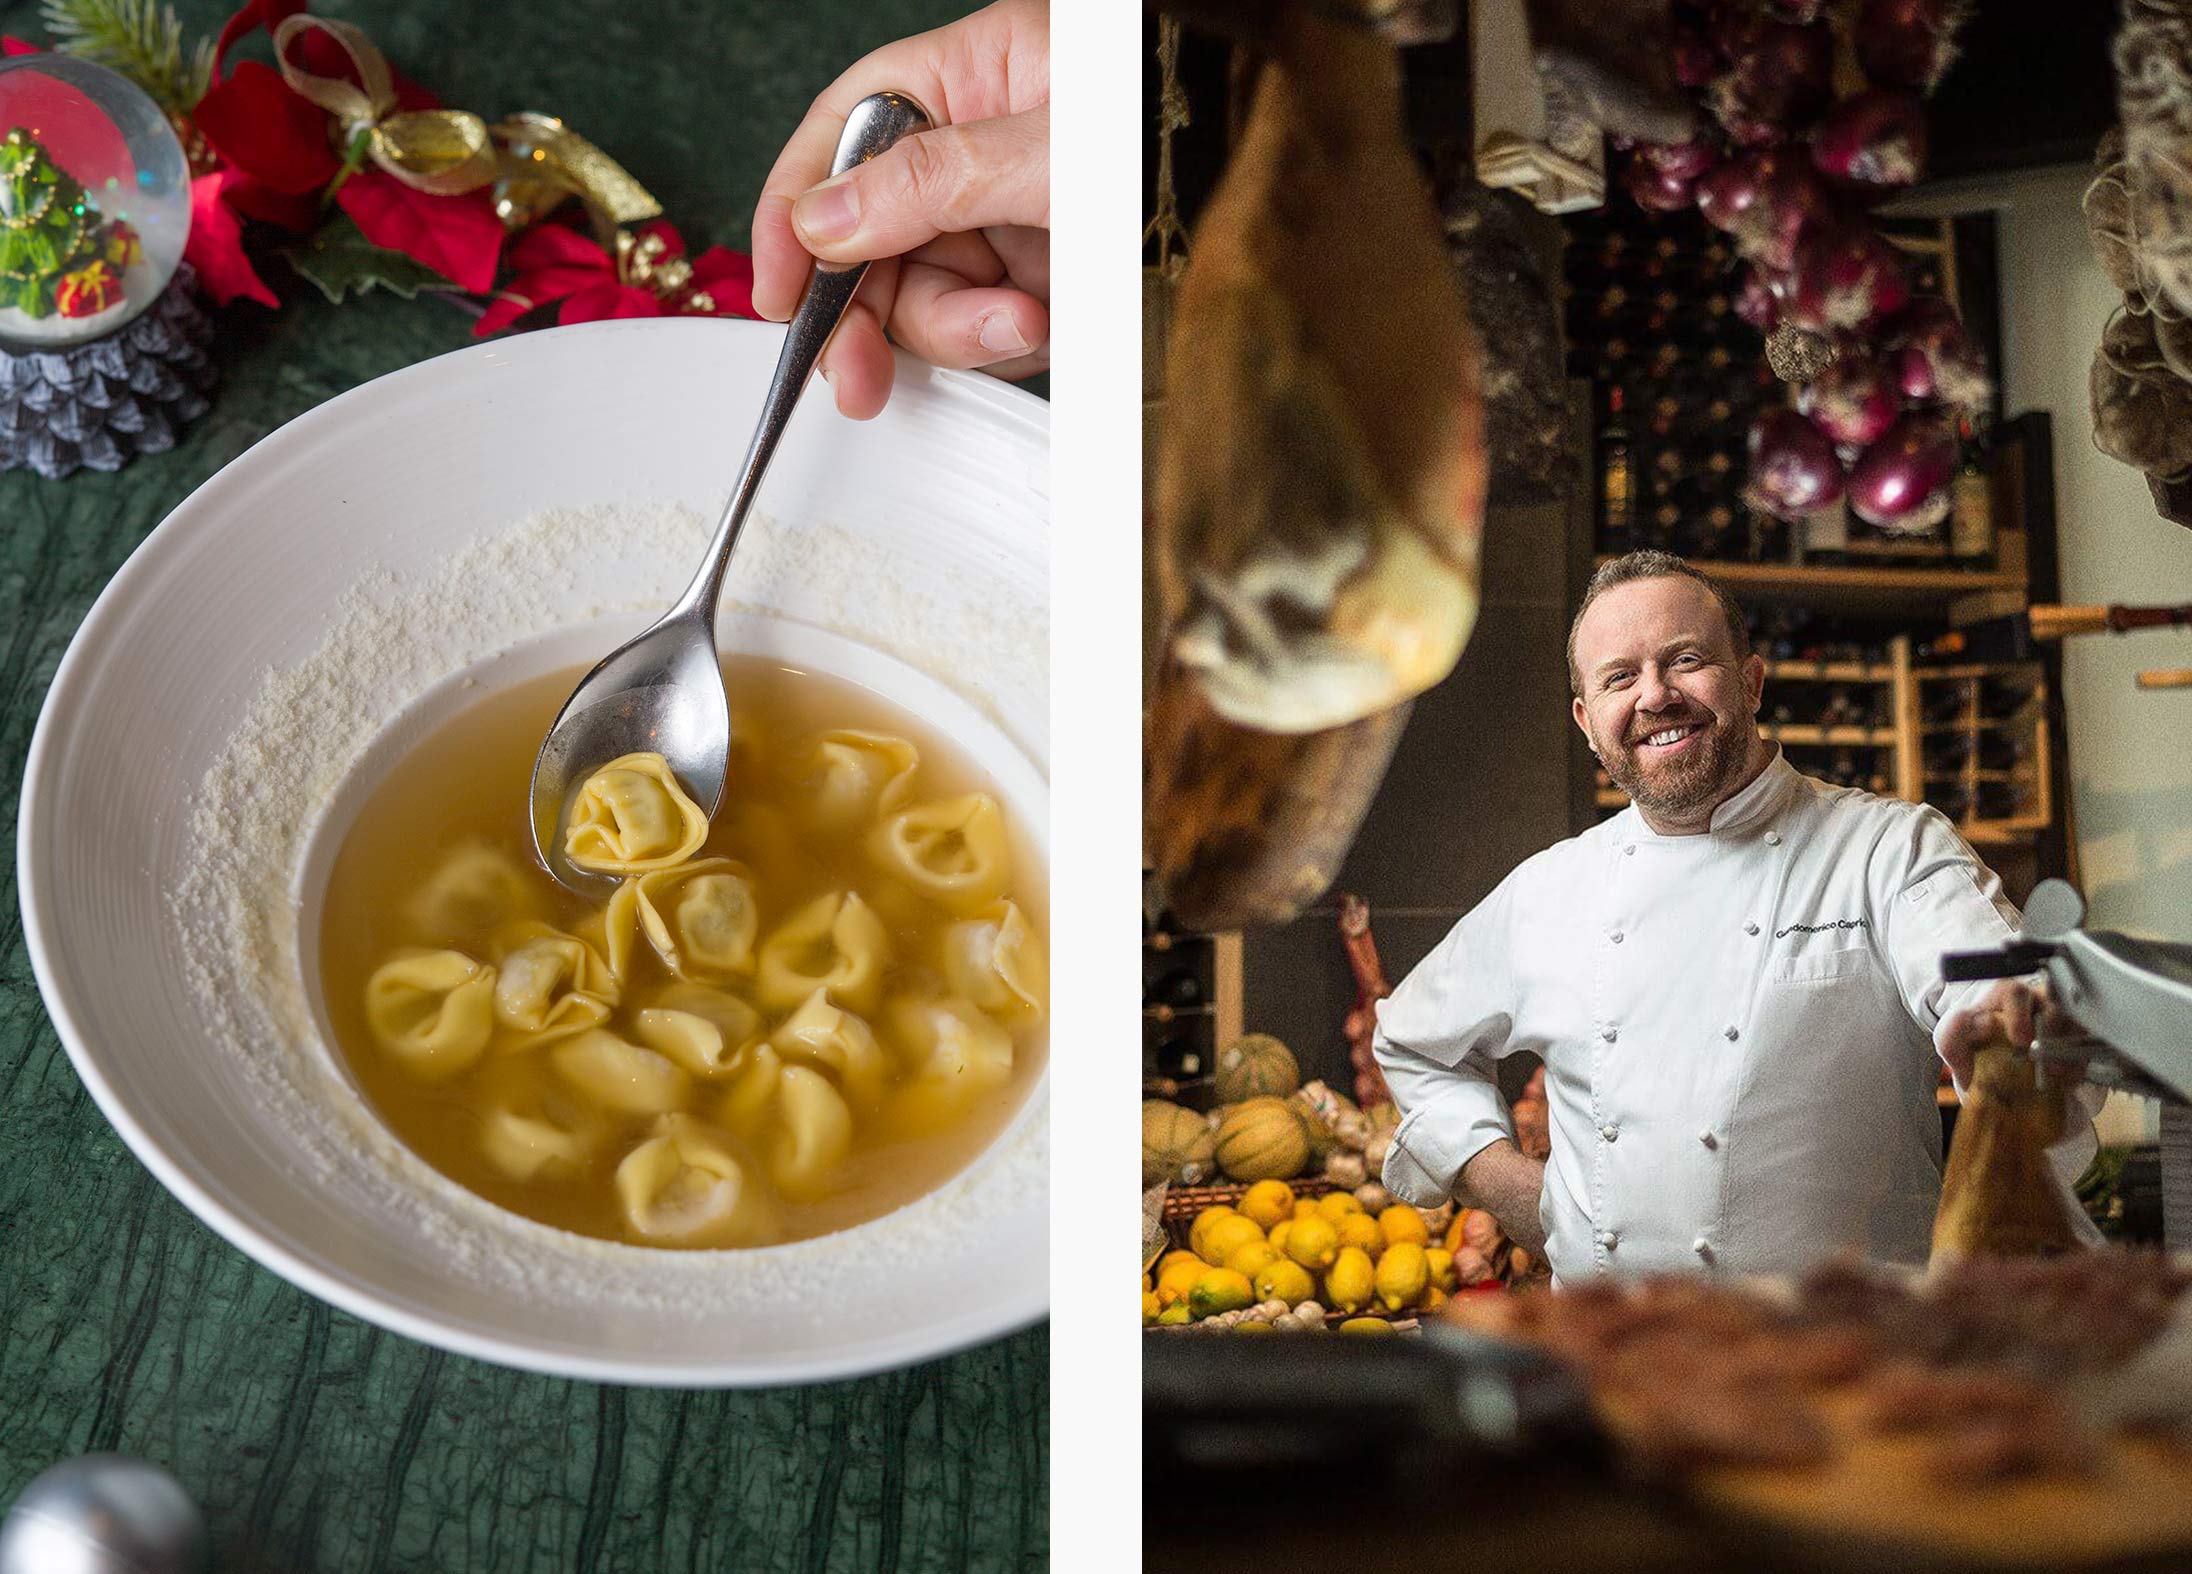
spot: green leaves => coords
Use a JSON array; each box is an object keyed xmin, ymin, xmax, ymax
[
  {"xmin": 40, "ymin": 0, "xmax": 215, "ymax": 116},
  {"xmin": 280, "ymin": 215, "xmax": 461, "ymax": 305}
]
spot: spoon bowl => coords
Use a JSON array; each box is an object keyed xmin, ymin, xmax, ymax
[{"xmin": 528, "ymin": 90, "xmax": 931, "ymax": 890}]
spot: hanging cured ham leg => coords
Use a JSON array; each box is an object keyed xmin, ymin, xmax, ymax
[{"xmin": 1147, "ymin": 3, "xmax": 1486, "ymax": 928}]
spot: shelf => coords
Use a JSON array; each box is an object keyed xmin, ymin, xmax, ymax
[
  {"xmin": 1914, "ymin": 663, "xmax": 2045, "ymax": 682},
  {"xmin": 1596, "ymin": 557, "xmax": 2027, "ymax": 613},
  {"xmin": 1762, "ymin": 724, "xmax": 1898, "ymax": 745},
  {"xmin": 1762, "ymin": 660, "xmax": 1897, "ymax": 682},
  {"xmin": 1143, "ymin": 1003, "xmax": 1214, "ymax": 1021}
]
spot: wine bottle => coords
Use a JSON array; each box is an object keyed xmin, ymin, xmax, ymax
[
  {"xmin": 1597, "ymin": 384, "xmax": 1636, "ymax": 553},
  {"xmin": 1950, "ymin": 449, "xmax": 1996, "ymax": 568},
  {"xmin": 1147, "ymin": 969, "xmax": 1205, "ymax": 1010},
  {"xmin": 1150, "ymin": 1035, "xmax": 1206, "ymax": 1081}
]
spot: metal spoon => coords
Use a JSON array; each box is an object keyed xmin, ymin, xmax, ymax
[{"xmin": 530, "ymin": 91, "xmax": 932, "ymax": 892}]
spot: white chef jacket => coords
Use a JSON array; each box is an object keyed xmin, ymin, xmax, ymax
[{"xmin": 1374, "ymin": 750, "xmax": 2098, "ymax": 1282}]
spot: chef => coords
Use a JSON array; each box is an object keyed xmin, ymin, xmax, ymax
[{"xmin": 1374, "ymin": 550, "xmax": 2098, "ymax": 1280}]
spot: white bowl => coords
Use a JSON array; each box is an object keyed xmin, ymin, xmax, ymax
[{"xmin": 17, "ymin": 318, "xmax": 1049, "ymax": 1385}]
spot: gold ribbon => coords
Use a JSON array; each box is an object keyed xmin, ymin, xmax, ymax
[
  {"xmin": 489, "ymin": 112, "xmax": 663, "ymax": 240},
  {"xmin": 273, "ymin": 15, "xmax": 499, "ymax": 194},
  {"xmin": 271, "ymin": 14, "xmax": 664, "ymax": 238}
]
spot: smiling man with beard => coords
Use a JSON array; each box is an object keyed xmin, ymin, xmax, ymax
[{"xmin": 1372, "ymin": 551, "xmax": 2099, "ymax": 1280}]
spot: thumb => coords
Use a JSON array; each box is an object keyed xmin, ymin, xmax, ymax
[{"xmin": 791, "ymin": 105, "xmax": 1049, "ymax": 264}]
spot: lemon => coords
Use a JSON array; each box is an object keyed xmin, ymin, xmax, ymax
[
  {"xmin": 1378, "ymin": 1205, "xmax": 1429, "ymax": 1250},
  {"xmin": 1325, "ymin": 1245, "xmax": 1375, "ymax": 1313},
  {"xmin": 1233, "ymin": 1319, "xmax": 1275, "ymax": 1335},
  {"xmin": 1158, "ymin": 1304, "xmax": 1192, "ymax": 1326},
  {"xmin": 1425, "ymin": 1247, "xmax": 1458, "ymax": 1293},
  {"xmin": 1142, "ymin": 1291, "xmax": 1161, "ymax": 1325},
  {"xmin": 1240, "ymin": 1179, "xmax": 1296, "ymax": 1231},
  {"xmin": 1375, "ymin": 1243, "xmax": 1430, "ymax": 1311},
  {"xmin": 1284, "ymin": 1214, "xmax": 1339, "ymax": 1272},
  {"xmin": 1226, "ymin": 1241, "xmax": 1281, "ymax": 1278},
  {"xmin": 1338, "ymin": 1316, "xmax": 1396, "ymax": 1337},
  {"xmin": 1293, "ymin": 1198, "xmax": 1319, "ymax": 1221},
  {"xmin": 1255, "ymin": 1259, "xmax": 1315, "ymax": 1304},
  {"xmin": 1198, "ymin": 1214, "xmax": 1265, "ymax": 1267},
  {"xmin": 1268, "ymin": 1220, "xmax": 1294, "ymax": 1257},
  {"xmin": 1188, "ymin": 1268, "xmax": 1255, "ymax": 1321},
  {"xmin": 1158, "ymin": 1249, "xmax": 1203, "ymax": 1278},
  {"xmin": 1317, "ymin": 1192, "xmax": 1364, "ymax": 1222},
  {"xmin": 1155, "ymin": 1256, "xmax": 1205, "ymax": 1307},
  {"xmin": 1422, "ymin": 1286, "xmax": 1449, "ymax": 1311},
  {"xmin": 1336, "ymin": 1213, "xmax": 1383, "ymax": 1259},
  {"xmin": 1188, "ymin": 1206, "xmax": 1240, "ymax": 1262}
]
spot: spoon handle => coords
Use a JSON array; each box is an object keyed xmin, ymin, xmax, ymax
[{"xmin": 674, "ymin": 91, "xmax": 933, "ymax": 621}]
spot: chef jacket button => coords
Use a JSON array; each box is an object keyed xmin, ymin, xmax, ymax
[
  {"xmin": 1600, "ymin": 1123, "xmax": 1619, "ymax": 1143},
  {"xmin": 1724, "ymin": 1024, "xmax": 1740, "ymax": 1041},
  {"xmin": 1765, "ymin": 830, "xmax": 1782, "ymax": 846},
  {"xmin": 1597, "ymin": 1230, "xmax": 1619, "ymax": 1249},
  {"xmin": 1743, "ymin": 921, "xmax": 1760, "ymax": 936},
  {"xmin": 1694, "ymin": 1237, "xmax": 1714, "ymax": 1261},
  {"xmin": 1610, "ymin": 930, "xmax": 1625, "ymax": 944},
  {"xmin": 1601, "ymin": 1026, "xmax": 1618, "ymax": 1043},
  {"xmin": 1623, "ymin": 844, "xmax": 1636, "ymax": 856},
  {"xmin": 1700, "ymin": 1129, "xmax": 1719, "ymax": 1149}
]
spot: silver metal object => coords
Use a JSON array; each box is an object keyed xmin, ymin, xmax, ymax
[
  {"xmin": 529, "ymin": 91, "xmax": 932, "ymax": 892},
  {"xmin": 0, "ymin": 1455, "xmax": 208, "ymax": 1574}
]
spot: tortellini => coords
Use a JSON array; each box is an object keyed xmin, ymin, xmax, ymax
[
  {"xmin": 755, "ymin": 890, "xmax": 891, "ymax": 1013},
  {"xmin": 614, "ymin": 1114, "xmax": 776, "ymax": 1246},
  {"xmin": 791, "ymin": 730, "xmax": 919, "ymax": 839},
  {"xmin": 490, "ymin": 923, "xmax": 616, "ymax": 1047},
  {"xmin": 633, "ymin": 858, "xmax": 759, "ymax": 982},
  {"xmin": 481, "ymin": 1102, "xmax": 601, "ymax": 1181},
  {"xmin": 633, "ymin": 982, "xmax": 765, "ymax": 1076},
  {"xmin": 564, "ymin": 752, "xmax": 709, "ymax": 874},
  {"xmin": 868, "ymin": 794, "xmax": 1013, "ymax": 915},
  {"xmin": 771, "ymin": 1065, "xmax": 853, "ymax": 1198},
  {"xmin": 364, "ymin": 949, "xmax": 498, "ymax": 1079},
  {"xmin": 403, "ymin": 842, "xmax": 534, "ymax": 944},
  {"xmin": 941, "ymin": 900, "xmax": 1048, "ymax": 1022},
  {"xmin": 772, "ymin": 988, "xmax": 890, "ymax": 1110},
  {"xmin": 551, "ymin": 1028, "xmax": 691, "ymax": 1114},
  {"xmin": 579, "ymin": 881, "xmax": 646, "ymax": 987},
  {"xmin": 883, "ymin": 993, "xmax": 1017, "ymax": 1129}
]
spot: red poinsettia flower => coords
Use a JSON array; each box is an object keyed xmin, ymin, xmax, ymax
[
  {"xmin": 187, "ymin": 170, "xmax": 279, "ymax": 307},
  {"xmin": 473, "ymin": 220, "xmax": 756, "ymax": 337}
]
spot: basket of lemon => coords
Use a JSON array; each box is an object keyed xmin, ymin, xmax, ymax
[{"xmin": 1143, "ymin": 1180, "xmax": 1534, "ymax": 1338}]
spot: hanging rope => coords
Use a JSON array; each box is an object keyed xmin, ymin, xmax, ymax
[{"xmin": 1143, "ymin": 16, "xmax": 1191, "ymax": 277}]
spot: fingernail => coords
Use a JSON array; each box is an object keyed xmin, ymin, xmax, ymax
[
  {"xmin": 977, "ymin": 310, "xmax": 1029, "ymax": 356},
  {"xmin": 793, "ymin": 177, "xmax": 858, "ymax": 244}
]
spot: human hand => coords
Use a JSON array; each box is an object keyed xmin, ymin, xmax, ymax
[
  {"xmin": 750, "ymin": 0, "xmax": 1050, "ymax": 420},
  {"xmin": 1937, "ymin": 977, "xmax": 2040, "ymax": 1089}
]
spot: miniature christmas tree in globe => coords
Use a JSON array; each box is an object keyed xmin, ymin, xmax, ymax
[
  {"xmin": 0, "ymin": 52, "xmax": 209, "ymax": 477},
  {"xmin": 0, "ymin": 127, "xmax": 141, "ymax": 329}
]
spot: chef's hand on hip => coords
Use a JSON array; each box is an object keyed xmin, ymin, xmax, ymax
[
  {"xmin": 750, "ymin": 0, "xmax": 1051, "ymax": 421},
  {"xmin": 1936, "ymin": 977, "xmax": 2040, "ymax": 1088},
  {"xmin": 1459, "ymin": 1139, "xmax": 1548, "ymax": 1256}
]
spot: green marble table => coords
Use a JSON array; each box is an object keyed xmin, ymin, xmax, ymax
[{"xmin": 0, "ymin": 2, "xmax": 1047, "ymax": 1567}]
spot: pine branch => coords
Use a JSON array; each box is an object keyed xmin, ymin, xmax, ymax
[{"xmin": 39, "ymin": 0, "xmax": 215, "ymax": 117}]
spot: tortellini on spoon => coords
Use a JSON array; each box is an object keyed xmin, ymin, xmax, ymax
[
  {"xmin": 364, "ymin": 949, "xmax": 498, "ymax": 1079},
  {"xmin": 564, "ymin": 751, "xmax": 710, "ymax": 874}
]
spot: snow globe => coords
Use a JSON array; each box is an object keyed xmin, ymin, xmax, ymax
[{"xmin": 0, "ymin": 52, "xmax": 214, "ymax": 477}]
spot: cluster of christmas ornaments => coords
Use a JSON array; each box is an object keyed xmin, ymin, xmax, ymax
[{"xmin": 1616, "ymin": 0, "xmax": 1991, "ymax": 535}]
